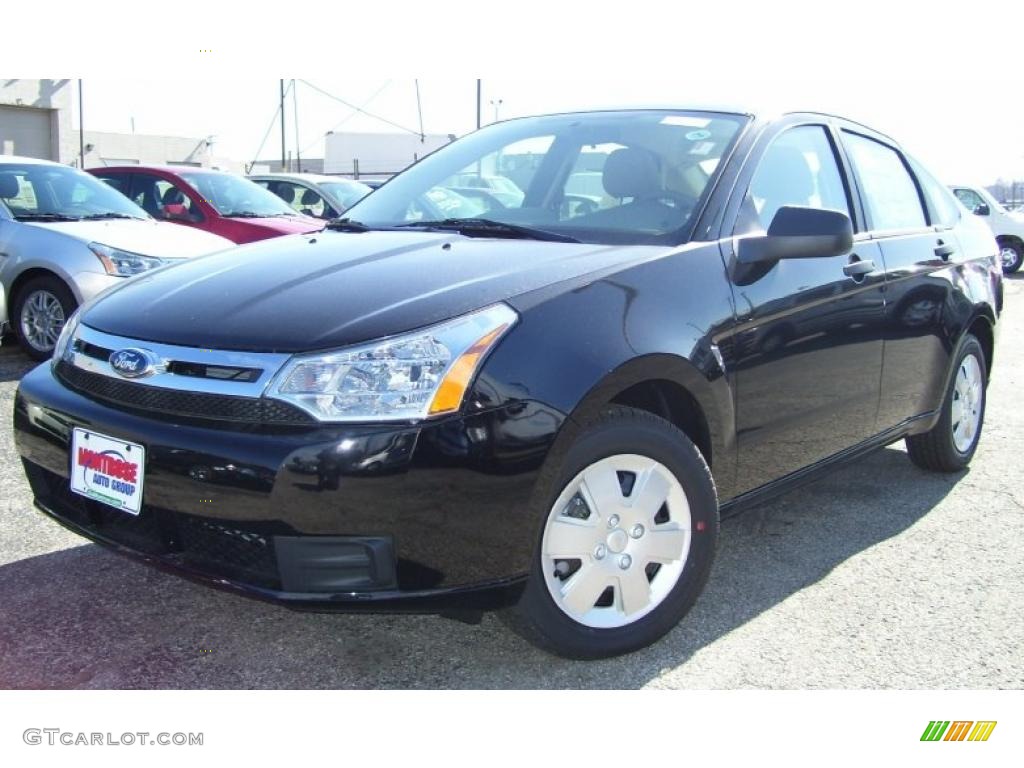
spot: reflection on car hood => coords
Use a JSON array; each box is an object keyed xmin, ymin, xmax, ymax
[
  {"xmin": 81, "ymin": 230, "xmax": 667, "ymax": 352},
  {"xmin": 27, "ymin": 218, "xmax": 233, "ymax": 258}
]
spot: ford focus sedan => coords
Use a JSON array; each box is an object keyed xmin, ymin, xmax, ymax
[
  {"xmin": 0, "ymin": 156, "xmax": 233, "ymax": 359},
  {"xmin": 15, "ymin": 108, "xmax": 1002, "ymax": 658}
]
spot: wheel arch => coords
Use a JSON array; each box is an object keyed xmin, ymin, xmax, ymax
[{"xmin": 7, "ymin": 267, "xmax": 79, "ymax": 320}]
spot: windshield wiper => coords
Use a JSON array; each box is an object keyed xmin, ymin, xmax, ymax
[
  {"xmin": 79, "ymin": 212, "xmax": 143, "ymax": 221},
  {"xmin": 221, "ymin": 211, "xmax": 267, "ymax": 218},
  {"xmin": 14, "ymin": 213, "xmax": 81, "ymax": 222},
  {"xmin": 323, "ymin": 217, "xmax": 373, "ymax": 232},
  {"xmin": 396, "ymin": 218, "xmax": 580, "ymax": 243}
]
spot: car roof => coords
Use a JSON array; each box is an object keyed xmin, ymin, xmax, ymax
[
  {"xmin": 249, "ymin": 172, "xmax": 367, "ymax": 185},
  {"xmin": 0, "ymin": 155, "xmax": 62, "ymax": 166},
  {"xmin": 497, "ymin": 105, "xmax": 899, "ymax": 145},
  {"xmin": 89, "ymin": 165, "xmax": 226, "ymax": 175}
]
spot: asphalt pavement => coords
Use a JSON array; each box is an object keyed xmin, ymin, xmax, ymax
[{"xmin": 0, "ymin": 276, "xmax": 1021, "ymax": 689}]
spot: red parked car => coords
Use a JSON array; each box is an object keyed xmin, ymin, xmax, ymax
[{"xmin": 89, "ymin": 166, "xmax": 322, "ymax": 244}]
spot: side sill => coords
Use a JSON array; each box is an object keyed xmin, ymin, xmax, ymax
[{"xmin": 719, "ymin": 411, "xmax": 936, "ymax": 518}]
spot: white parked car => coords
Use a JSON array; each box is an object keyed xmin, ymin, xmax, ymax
[
  {"xmin": 0, "ymin": 156, "xmax": 233, "ymax": 358},
  {"xmin": 249, "ymin": 173, "xmax": 372, "ymax": 220},
  {"xmin": 950, "ymin": 184, "xmax": 1024, "ymax": 273}
]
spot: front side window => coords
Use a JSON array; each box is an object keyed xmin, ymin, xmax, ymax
[
  {"xmin": 736, "ymin": 125, "xmax": 852, "ymax": 235},
  {"xmin": 0, "ymin": 164, "xmax": 147, "ymax": 220},
  {"xmin": 344, "ymin": 110, "xmax": 748, "ymax": 245},
  {"xmin": 843, "ymin": 132, "xmax": 926, "ymax": 232},
  {"xmin": 178, "ymin": 171, "xmax": 297, "ymax": 218},
  {"xmin": 952, "ymin": 187, "xmax": 986, "ymax": 213}
]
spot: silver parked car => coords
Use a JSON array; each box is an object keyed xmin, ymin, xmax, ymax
[
  {"xmin": 249, "ymin": 173, "xmax": 372, "ymax": 220},
  {"xmin": 0, "ymin": 156, "xmax": 233, "ymax": 358}
]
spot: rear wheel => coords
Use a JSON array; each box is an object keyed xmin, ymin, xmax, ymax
[
  {"xmin": 12, "ymin": 276, "xmax": 78, "ymax": 360},
  {"xmin": 905, "ymin": 335, "xmax": 987, "ymax": 472},
  {"xmin": 999, "ymin": 240, "xmax": 1022, "ymax": 274},
  {"xmin": 510, "ymin": 406, "xmax": 718, "ymax": 659}
]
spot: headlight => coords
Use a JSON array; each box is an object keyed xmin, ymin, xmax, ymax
[
  {"xmin": 267, "ymin": 304, "xmax": 517, "ymax": 422},
  {"xmin": 51, "ymin": 308, "xmax": 81, "ymax": 367},
  {"xmin": 90, "ymin": 242, "xmax": 165, "ymax": 276}
]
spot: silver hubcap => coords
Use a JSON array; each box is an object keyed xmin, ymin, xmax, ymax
[
  {"xmin": 541, "ymin": 454, "xmax": 691, "ymax": 629},
  {"xmin": 1000, "ymin": 246, "xmax": 1018, "ymax": 269},
  {"xmin": 19, "ymin": 289, "xmax": 65, "ymax": 352},
  {"xmin": 951, "ymin": 353, "xmax": 984, "ymax": 454}
]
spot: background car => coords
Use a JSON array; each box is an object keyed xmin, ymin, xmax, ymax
[
  {"xmin": 951, "ymin": 183, "xmax": 1024, "ymax": 273},
  {"xmin": 0, "ymin": 156, "xmax": 232, "ymax": 358},
  {"xmin": 249, "ymin": 173, "xmax": 371, "ymax": 220},
  {"xmin": 90, "ymin": 166, "xmax": 322, "ymax": 244}
]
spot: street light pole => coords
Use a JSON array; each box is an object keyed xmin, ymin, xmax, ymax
[
  {"xmin": 78, "ymin": 79, "xmax": 85, "ymax": 168},
  {"xmin": 490, "ymin": 98, "xmax": 503, "ymax": 123}
]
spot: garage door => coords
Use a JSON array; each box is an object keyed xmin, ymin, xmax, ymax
[{"xmin": 0, "ymin": 105, "xmax": 53, "ymax": 160}]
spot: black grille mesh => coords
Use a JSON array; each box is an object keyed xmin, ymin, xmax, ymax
[
  {"xmin": 24, "ymin": 461, "xmax": 281, "ymax": 589},
  {"xmin": 55, "ymin": 360, "xmax": 313, "ymax": 425}
]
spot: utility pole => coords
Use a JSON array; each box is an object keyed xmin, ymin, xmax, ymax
[
  {"xmin": 292, "ymin": 80, "xmax": 301, "ymax": 173},
  {"xmin": 476, "ymin": 79, "xmax": 481, "ymax": 130},
  {"xmin": 78, "ymin": 80, "xmax": 85, "ymax": 168},
  {"xmin": 490, "ymin": 98, "xmax": 503, "ymax": 123},
  {"xmin": 280, "ymin": 79, "xmax": 287, "ymax": 171}
]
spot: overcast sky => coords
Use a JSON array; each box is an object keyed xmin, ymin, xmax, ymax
[{"xmin": 74, "ymin": 77, "xmax": 1024, "ymax": 186}]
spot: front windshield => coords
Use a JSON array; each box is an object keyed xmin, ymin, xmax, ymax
[
  {"xmin": 179, "ymin": 171, "xmax": 298, "ymax": 217},
  {"xmin": 321, "ymin": 181, "xmax": 372, "ymax": 209},
  {"xmin": 344, "ymin": 110, "xmax": 748, "ymax": 245},
  {"xmin": 0, "ymin": 163, "xmax": 148, "ymax": 220}
]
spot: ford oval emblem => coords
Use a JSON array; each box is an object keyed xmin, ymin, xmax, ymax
[{"xmin": 109, "ymin": 348, "xmax": 158, "ymax": 379}]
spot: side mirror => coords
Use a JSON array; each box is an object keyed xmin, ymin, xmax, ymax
[
  {"xmin": 162, "ymin": 203, "xmax": 191, "ymax": 221},
  {"xmin": 973, "ymin": 203, "xmax": 990, "ymax": 216},
  {"xmin": 737, "ymin": 206, "xmax": 854, "ymax": 264}
]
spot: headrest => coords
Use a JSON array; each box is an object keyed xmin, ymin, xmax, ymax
[
  {"xmin": 300, "ymin": 189, "xmax": 319, "ymax": 205},
  {"xmin": 0, "ymin": 173, "xmax": 21, "ymax": 199},
  {"xmin": 275, "ymin": 185, "xmax": 295, "ymax": 204},
  {"xmin": 162, "ymin": 186, "xmax": 185, "ymax": 205},
  {"xmin": 602, "ymin": 147, "xmax": 662, "ymax": 199}
]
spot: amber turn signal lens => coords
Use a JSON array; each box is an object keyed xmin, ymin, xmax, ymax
[{"xmin": 429, "ymin": 325, "xmax": 509, "ymax": 415}]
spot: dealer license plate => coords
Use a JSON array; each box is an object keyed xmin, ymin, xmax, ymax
[{"xmin": 69, "ymin": 428, "xmax": 146, "ymax": 515}]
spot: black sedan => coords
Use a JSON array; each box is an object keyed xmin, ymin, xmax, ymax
[{"xmin": 14, "ymin": 107, "xmax": 1002, "ymax": 658}]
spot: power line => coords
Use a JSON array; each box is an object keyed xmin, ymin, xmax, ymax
[
  {"xmin": 299, "ymin": 80, "xmax": 392, "ymax": 155},
  {"xmin": 298, "ymin": 79, "xmax": 420, "ymax": 137}
]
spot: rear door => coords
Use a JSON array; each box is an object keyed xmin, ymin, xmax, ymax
[
  {"xmin": 723, "ymin": 119, "xmax": 887, "ymax": 494},
  {"xmin": 840, "ymin": 130, "xmax": 959, "ymax": 429}
]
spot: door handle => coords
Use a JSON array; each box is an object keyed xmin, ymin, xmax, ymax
[
  {"xmin": 934, "ymin": 242, "xmax": 955, "ymax": 259},
  {"xmin": 843, "ymin": 258, "xmax": 875, "ymax": 277}
]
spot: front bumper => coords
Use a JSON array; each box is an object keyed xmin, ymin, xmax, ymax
[{"xmin": 15, "ymin": 363, "xmax": 565, "ymax": 611}]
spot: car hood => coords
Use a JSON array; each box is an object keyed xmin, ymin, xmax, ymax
[
  {"xmin": 229, "ymin": 215, "xmax": 322, "ymax": 235},
  {"xmin": 28, "ymin": 218, "xmax": 233, "ymax": 258},
  {"xmin": 81, "ymin": 230, "xmax": 667, "ymax": 352}
]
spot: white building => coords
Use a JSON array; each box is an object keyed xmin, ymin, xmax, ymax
[
  {"xmin": 0, "ymin": 79, "xmax": 76, "ymax": 162},
  {"xmin": 324, "ymin": 131, "xmax": 455, "ymax": 178}
]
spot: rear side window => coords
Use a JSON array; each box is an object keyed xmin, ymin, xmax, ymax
[
  {"xmin": 909, "ymin": 158, "xmax": 960, "ymax": 228},
  {"xmin": 843, "ymin": 132, "xmax": 926, "ymax": 232},
  {"xmin": 735, "ymin": 125, "xmax": 852, "ymax": 235}
]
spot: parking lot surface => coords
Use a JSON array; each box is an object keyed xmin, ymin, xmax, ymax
[{"xmin": 0, "ymin": 276, "xmax": 1021, "ymax": 689}]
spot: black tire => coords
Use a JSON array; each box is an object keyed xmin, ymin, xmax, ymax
[
  {"xmin": 11, "ymin": 275, "xmax": 78, "ymax": 361},
  {"xmin": 999, "ymin": 240, "xmax": 1023, "ymax": 274},
  {"xmin": 508, "ymin": 405, "xmax": 719, "ymax": 659},
  {"xmin": 905, "ymin": 335, "xmax": 987, "ymax": 472}
]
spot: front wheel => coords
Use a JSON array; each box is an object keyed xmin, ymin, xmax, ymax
[
  {"xmin": 509, "ymin": 406, "xmax": 718, "ymax": 659},
  {"xmin": 905, "ymin": 335, "xmax": 987, "ymax": 472},
  {"xmin": 12, "ymin": 276, "xmax": 78, "ymax": 361}
]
